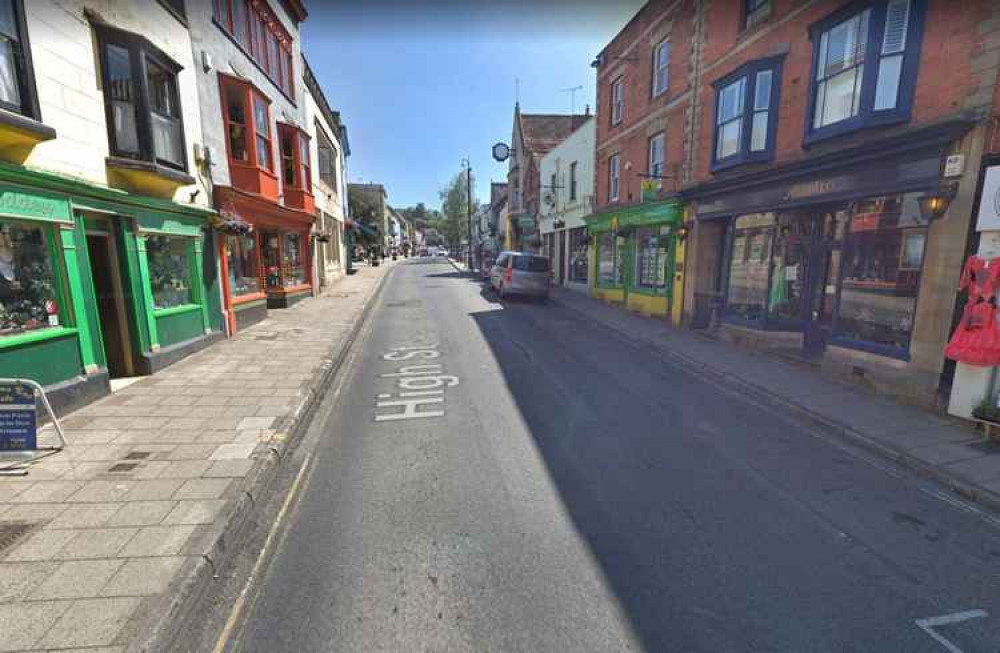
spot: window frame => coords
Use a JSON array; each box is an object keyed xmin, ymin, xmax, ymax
[
  {"xmin": 569, "ymin": 161, "xmax": 578, "ymax": 201},
  {"xmin": 316, "ymin": 125, "xmax": 338, "ymax": 189},
  {"xmin": 608, "ymin": 153, "xmax": 620, "ymax": 203},
  {"xmin": 611, "ymin": 76, "xmax": 624, "ymax": 126},
  {"xmin": 0, "ymin": 0, "xmax": 41, "ymax": 121},
  {"xmin": 711, "ymin": 56, "xmax": 783, "ymax": 172},
  {"xmin": 743, "ymin": 0, "xmax": 772, "ymax": 30},
  {"xmin": 214, "ymin": 0, "xmax": 296, "ymax": 103},
  {"xmin": 95, "ymin": 24, "xmax": 189, "ymax": 172},
  {"xmin": 652, "ymin": 39, "xmax": 670, "ymax": 98},
  {"xmin": 219, "ymin": 73, "xmax": 274, "ymax": 174},
  {"xmin": 277, "ymin": 122, "xmax": 312, "ymax": 193},
  {"xmin": 648, "ymin": 132, "xmax": 665, "ymax": 180},
  {"xmin": 0, "ymin": 218, "xmax": 72, "ymax": 341},
  {"xmin": 804, "ymin": 0, "xmax": 926, "ymax": 145}
]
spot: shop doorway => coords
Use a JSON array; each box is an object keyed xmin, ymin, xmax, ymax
[
  {"xmin": 86, "ymin": 230, "xmax": 136, "ymax": 378},
  {"xmin": 802, "ymin": 210, "xmax": 848, "ymax": 357}
]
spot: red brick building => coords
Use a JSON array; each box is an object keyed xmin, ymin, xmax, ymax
[{"xmin": 589, "ymin": 0, "xmax": 1000, "ymax": 407}]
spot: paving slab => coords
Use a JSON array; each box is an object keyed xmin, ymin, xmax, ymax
[
  {"xmin": 0, "ymin": 264, "xmax": 390, "ymax": 652},
  {"xmin": 38, "ymin": 597, "xmax": 141, "ymax": 649}
]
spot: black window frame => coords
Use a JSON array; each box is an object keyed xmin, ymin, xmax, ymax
[
  {"xmin": 569, "ymin": 161, "xmax": 578, "ymax": 201},
  {"xmin": 804, "ymin": 0, "xmax": 926, "ymax": 146},
  {"xmin": 156, "ymin": 0, "xmax": 186, "ymax": 25},
  {"xmin": 316, "ymin": 124, "xmax": 338, "ymax": 189},
  {"xmin": 0, "ymin": 0, "xmax": 41, "ymax": 122},
  {"xmin": 95, "ymin": 24, "xmax": 189, "ymax": 173},
  {"xmin": 711, "ymin": 56, "xmax": 783, "ymax": 173}
]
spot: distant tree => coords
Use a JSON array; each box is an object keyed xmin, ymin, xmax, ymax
[
  {"xmin": 348, "ymin": 186, "xmax": 382, "ymax": 246},
  {"xmin": 439, "ymin": 169, "xmax": 477, "ymax": 252}
]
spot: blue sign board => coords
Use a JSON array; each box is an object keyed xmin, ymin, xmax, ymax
[{"xmin": 0, "ymin": 382, "xmax": 36, "ymax": 451}]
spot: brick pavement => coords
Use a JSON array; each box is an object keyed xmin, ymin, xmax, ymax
[{"xmin": 0, "ymin": 262, "xmax": 391, "ymax": 652}]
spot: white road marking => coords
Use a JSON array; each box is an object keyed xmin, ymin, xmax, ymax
[
  {"xmin": 914, "ymin": 609, "xmax": 988, "ymax": 653},
  {"xmin": 375, "ymin": 346, "xmax": 457, "ymax": 422}
]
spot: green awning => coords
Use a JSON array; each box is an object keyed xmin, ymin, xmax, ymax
[{"xmin": 583, "ymin": 199, "xmax": 684, "ymax": 233}]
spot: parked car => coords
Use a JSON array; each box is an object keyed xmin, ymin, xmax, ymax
[
  {"xmin": 439, "ymin": 249, "xmax": 449, "ymax": 258},
  {"xmin": 489, "ymin": 252, "xmax": 550, "ymax": 300}
]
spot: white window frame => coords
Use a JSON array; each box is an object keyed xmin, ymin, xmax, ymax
[
  {"xmin": 648, "ymin": 132, "xmax": 665, "ymax": 180},
  {"xmin": 653, "ymin": 40, "xmax": 670, "ymax": 97},
  {"xmin": 611, "ymin": 77, "xmax": 624, "ymax": 125},
  {"xmin": 609, "ymin": 154, "xmax": 620, "ymax": 202}
]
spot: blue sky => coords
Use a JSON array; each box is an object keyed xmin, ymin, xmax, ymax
[{"xmin": 302, "ymin": 0, "xmax": 644, "ymax": 210}]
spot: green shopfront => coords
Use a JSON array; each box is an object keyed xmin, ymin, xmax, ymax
[
  {"xmin": 584, "ymin": 199, "xmax": 685, "ymax": 323},
  {"xmin": 0, "ymin": 164, "xmax": 223, "ymax": 414}
]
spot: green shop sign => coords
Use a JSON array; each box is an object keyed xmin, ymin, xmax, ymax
[
  {"xmin": 0, "ymin": 186, "xmax": 71, "ymax": 224},
  {"xmin": 584, "ymin": 199, "xmax": 683, "ymax": 233}
]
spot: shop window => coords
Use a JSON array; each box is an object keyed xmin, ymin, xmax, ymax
[
  {"xmin": 611, "ymin": 76, "xmax": 624, "ymax": 125},
  {"xmin": 226, "ymin": 233, "xmax": 260, "ymax": 297},
  {"xmin": 0, "ymin": 0, "xmax": 40, "ymax": 121},
  {"xmin": 97, "ymin": 26, "xmax": 187, "ymax": 171},
  {"xmin": 652, "ymin": 39, "xmax": 670, "ymax": 97},
  {"xmin": 766, "ymin": 214, "xmax": 816, "ymax": 323},
  {"xmin": 609, "ymin": 154, "xmax": 620, "ymax": 203},
  {"xmin": 146, "ymin": 235, "xmax": 193, "ymax": 309},
  {"xmin": 834, "ymin": 193, "xmax": 928, "ymax": 353},
  {"xmin": 807, "ymin": 0, "xmax": 923, "ymax": 143},
  {"xmin": 569, "ymin": 227, "xmax": 588, "ymax": 283},
  {"xmin": 597, "ymin": 231, "xmax": 623, "ymax": 287},
  {"xmin": 215, "ymin": 0, "xmax": 294, "ymax": 99},
  {"xmin": 0, "ymin": 220, "xmax": 60, "ymax": 336},
  {"xmin": 725, "ymin": 213, "xmax": 775, "ymax": 323},
  {"xmin": 712, "ymin": 57, "xmax": 781, "ymax": 171},
  {"xmin": 635, "ymin": 226, "xmax": 668, "ymax": 291},
  {"xmin": 282, "ymin": 232, "xmax": 306, "ymax": 287}
]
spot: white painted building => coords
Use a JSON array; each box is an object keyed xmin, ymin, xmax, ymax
[
  {"xmin": 303, "ymin": 57, "xmax": 349, "ymax": 289},
  {"xmin": 538, "ymin": 116, "xmax": 594, "ymax": 291}
]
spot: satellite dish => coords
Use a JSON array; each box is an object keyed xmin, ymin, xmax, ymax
[{"xmin": 492, "ymin": 142, "xmax": 511, "ymax": 162}]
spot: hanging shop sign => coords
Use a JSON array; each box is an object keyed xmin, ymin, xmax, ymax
[
  {"xmin": 0, "ymin": 382, "xmax": 36, "ymax": 451},
  {"xmin": 976, "ymin": 165, "xmax": 1000, "ymax": 232}
]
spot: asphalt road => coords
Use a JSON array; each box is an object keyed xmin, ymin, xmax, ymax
[{"xmin": 233, "ymin": 258, "xmax": 1000, "ymax": 652}]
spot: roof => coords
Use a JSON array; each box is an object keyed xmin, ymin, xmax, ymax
[{"xmin": 520, "ymin": 113, "xmax": 591, "ymax": 155}]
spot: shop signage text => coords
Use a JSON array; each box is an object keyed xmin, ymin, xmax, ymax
[
  {"xmin": 0, "ymin": 382, "xmax": 36, "ymax": 451},
  {"xmin": 783, "ymin": 180, "xmax": 836, "ymax": 201},
  {"xmin": 0, "ymin": 189, "xmax": 70, "ymax": 224}
]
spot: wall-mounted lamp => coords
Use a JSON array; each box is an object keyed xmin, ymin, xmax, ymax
[
  {"xmin": 918, "ymin": 184, "xmax": 958, "ymax": 222},
  {"xmin": 676, "ymin": 221, "xmax": 693, "ymax": 241}
]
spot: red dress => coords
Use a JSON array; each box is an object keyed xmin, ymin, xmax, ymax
[{"xmin": 945, "ymin": 256, "xmax": 1000, "ymax": 366}]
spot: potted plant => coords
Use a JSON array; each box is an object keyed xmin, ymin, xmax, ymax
[
  {"xmin": 210, "ymin": 210, "xmax": 253, "ymax": 236},
  {"xmin": 972, "ymin": 395, "xmax": 1000, "ymax": 441}
]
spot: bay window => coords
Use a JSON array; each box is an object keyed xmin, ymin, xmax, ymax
[
  {"xmin": 808, "ymin": 0, "xmax": 923, "ymax": 141},
  {"xmin": 221, "ymin": 74, "xmax": 273, "ymax": 174},
  {"xmin": 0, "ymin": 0, "xmax": 39, "ymax": 121},
  {"xmin": 0, "ymin": 220, "xmax": 61, "ymax": 336},
  {"xmin": 97, "ymin": 26, "xmax": 187, "ymax": 171},
  {"xmin": 712, "ymin": 57, "xmax": 781, "ymax": 170},
  {"xmin": 278, "ymin": 123, "xmax": 313, "ymax": 212}
]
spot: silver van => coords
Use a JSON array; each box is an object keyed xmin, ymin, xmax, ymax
[{"xmin": 489, "ymin": 252, "xmax": 551, "ymax": 300}]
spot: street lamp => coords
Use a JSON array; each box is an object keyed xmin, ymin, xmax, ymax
[{"xmin": 918, "ymin": 184, "xmax": 958, "ymax": 222}]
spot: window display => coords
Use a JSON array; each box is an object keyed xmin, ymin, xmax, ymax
[
  {"xmin": 767, "ymin": 214, "xmax": 811, "ymax": 323},
  {"xmin": 725, "ymin": 213, "xmax": 773, "ymax": 322},
  {"xmin": 635, "ymin": 226, "xmax": 667, "ymax": 290},
  {"xmin": 227, "ymin": 233, "xmax": 260, "ymax": 297},
  {"xmin": 0, "ymin": 220, "xmax": 59, "ymax": 336},
  {"xmin": 597, "ymin": 232, "xmax": 620, "ymax": 287},
  {"xmin": 146, "ymin": 235, "xmax": 192, "ymax": 309},
  {"xmin": 835, "ymin": 193, "xmax": 927, "ymax": 351},
  {"xmin": 282, "ymin": 232, "xmax": 306, "ymax": 287}
]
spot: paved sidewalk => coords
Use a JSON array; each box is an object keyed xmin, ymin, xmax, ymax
[
  {"xmin": 0, "ymin": 264, "xmax": 391, "ymax": 652},
  {"xmin": 548, "ymin": 286, "xmax": 1000, "ymax": 510}
]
